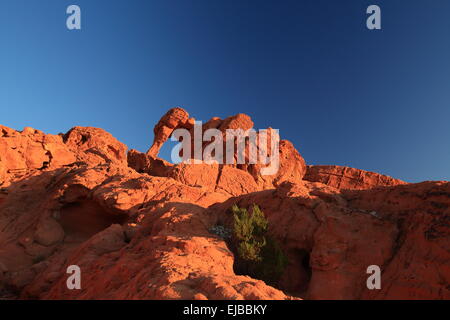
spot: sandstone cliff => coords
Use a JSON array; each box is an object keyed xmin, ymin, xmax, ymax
[{"xmin": 0, "ymin": 108, "xmax": 448, "ymax": 300}]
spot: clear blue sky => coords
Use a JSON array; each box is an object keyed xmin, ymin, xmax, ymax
[{"xmin": 1, "ymin": 0, "xmax": 450, "ymax": 182}]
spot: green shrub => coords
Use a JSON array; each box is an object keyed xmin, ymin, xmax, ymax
[{"xmin": 231, "ymin": 204, "xmax": 288, "ymax": 286}]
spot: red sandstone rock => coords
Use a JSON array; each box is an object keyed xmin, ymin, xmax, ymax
[
  {"xmin": 0, "ymin": 125, "xmax": 127, "ymax": 188},
  {"xmin": 248, "ymin": 139, "xmax": 307, "ymax": 189},
  {"xmin": 63, "ymin": 126, "xmax": 128, "ymax": 165},
  {"xmin": 167, "ymin": 163, "xmax": 260, "ymax": 197},
  {"xmin": 0, "ymin": 110, "xmax": 448, "ymax": 301},
  {"xmin": 0, "ymin": 125, "xmax": 73, "ymax": 187},
  {"xmin": 0, "ymin": 161, "xmax": 288, "ymax": 299},
  {"xmin": 146, "ymin": 107, "xmax": 192, "ymax": 158},
  {"xmin": 144, "ymin": 108, "xmax": 307, "ymax": 190},
  {"xmin": 304, "ymin": 165, "xmax": 406, "ymax": 190},
  {"xmin": 127, "ymin": 149, "xmax": 173, "ymax": 177},
  {"xmin": 210, "ymin": 181, "xmax": 449, "ymax": 299}
]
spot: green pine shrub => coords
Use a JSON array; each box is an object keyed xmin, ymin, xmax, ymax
[{"xmin": 230, "ymin": 204, "xmax": 288, "ymax": 286}]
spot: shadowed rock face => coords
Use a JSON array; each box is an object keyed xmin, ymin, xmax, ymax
[{"xmin": 0, "ymin": 108, "xmax": 448, "ymax": 300}]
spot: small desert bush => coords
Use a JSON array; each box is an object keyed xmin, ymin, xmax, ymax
[{"xmin": 231, "ymin": 204, "xmax": 288, "ymax": 285}]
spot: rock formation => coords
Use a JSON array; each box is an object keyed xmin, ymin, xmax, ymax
[
  {"xmin": 0, "ymin": 108, "xmax": 448, "ymax": 300},
  {"xmin": 146, "ymin": 107, "xmax": 193, "ymax": 158},
  {"xmin": 135, "ymin": 107, "xmax": 307, "ymax": 192},
  {"xmin": 304, "ymin": 165, "xmax": 406, "ymax": 190}
]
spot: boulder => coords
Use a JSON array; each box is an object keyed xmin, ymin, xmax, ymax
[{"xmin": 304, "ymin": 165, "xmax": 406, "ymax": 190}]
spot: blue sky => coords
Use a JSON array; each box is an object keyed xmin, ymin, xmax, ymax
[{"xmin": 1, "ymin": 0, "xmax": 450, "ymax": 182}]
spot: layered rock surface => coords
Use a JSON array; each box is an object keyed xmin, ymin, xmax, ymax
[
  {"xmin": 0, "ymin": 108, "xmax": 448, "ymax": 300},
  {"xmin": 304, "ymin": 165, "xmax": 406, "ymax": 190}
]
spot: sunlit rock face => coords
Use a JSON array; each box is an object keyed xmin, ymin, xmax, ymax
[{"xmin": 0, "ymin": 108, "xmax": 448, "ymax": 300}]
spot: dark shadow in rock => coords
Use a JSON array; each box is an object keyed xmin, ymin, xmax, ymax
[{"xmin": 60, "ymin": 199, "xmax": 128, "ymax": 243}]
